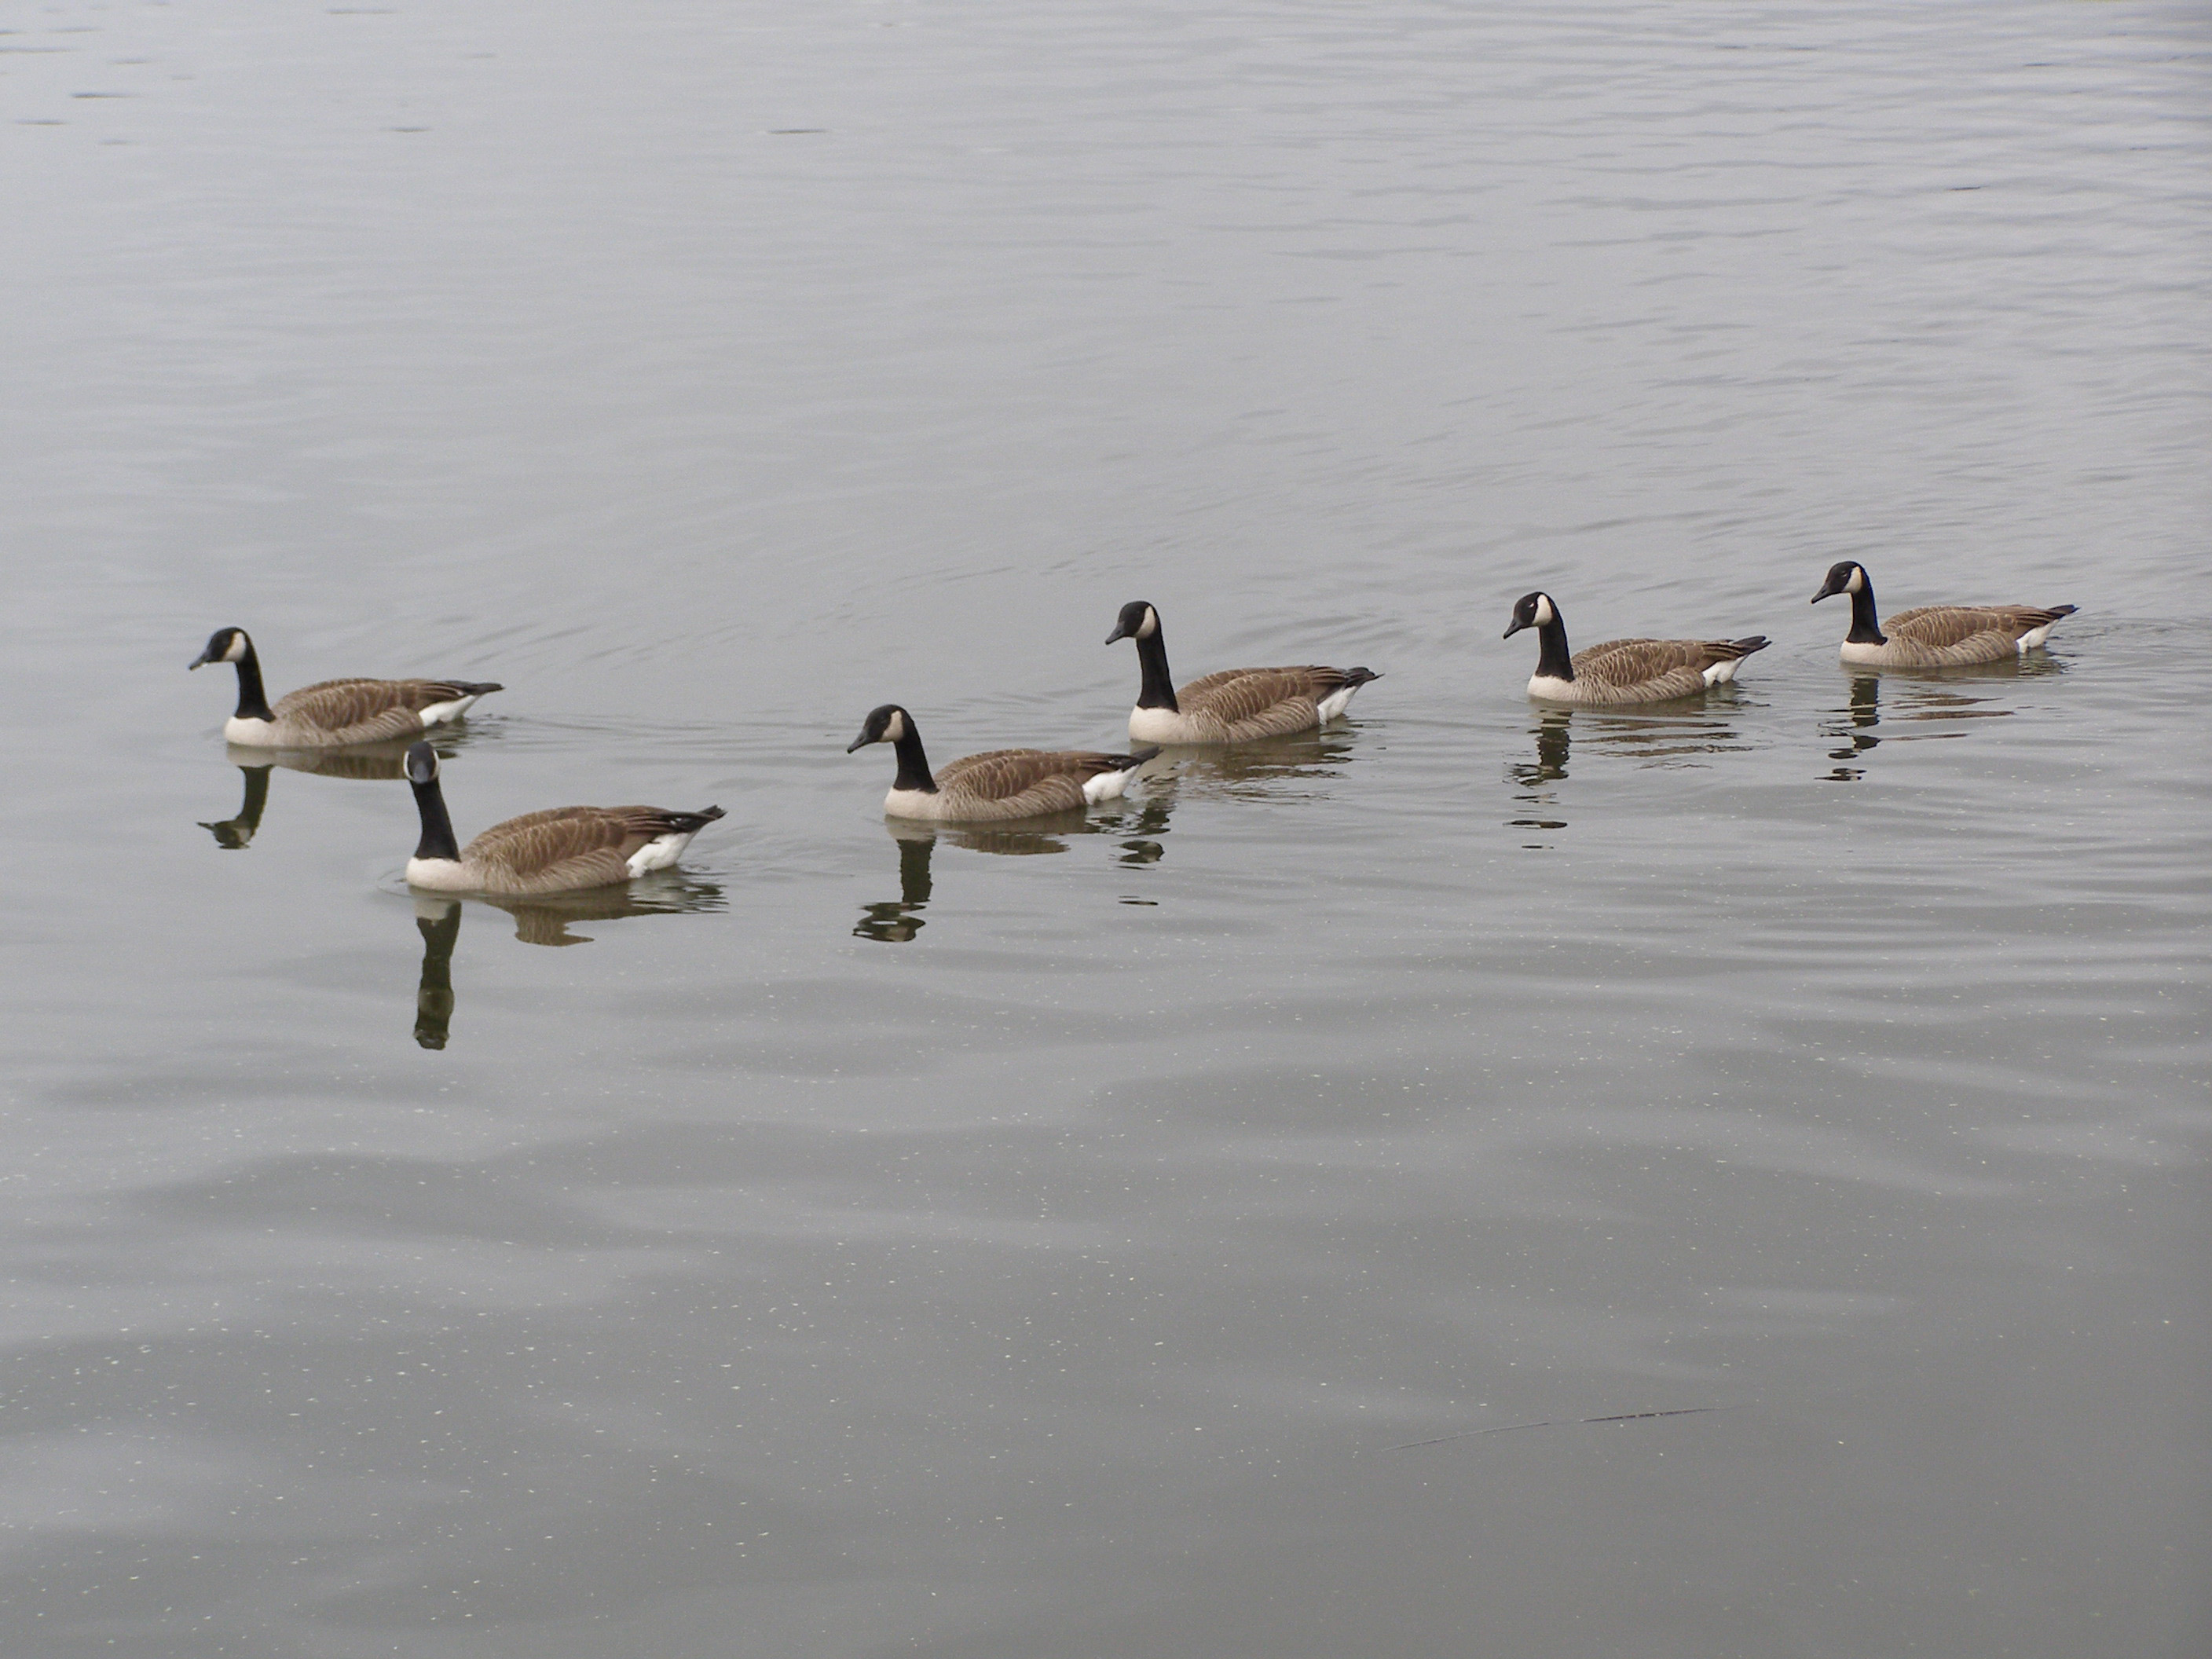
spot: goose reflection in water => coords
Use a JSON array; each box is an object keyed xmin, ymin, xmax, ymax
[
  {"xmin": 1818, "ymin": 656, "xmax": 2059, "ymax": 782},
  {"xmin": 855, "ymin": 790, "xmax": 1180, "ymax": 942},
  {"xmin": 1140, "ymin": 726, "xmax": 1359, "ymax": 803},
  {"xmin": 198, "ymin": 736, "xmax": 488, "ymax": 850},
  {"xmin": 1504, "ymin": 702, "xmax": 1756, "ymax": 842},
  {"xmin": 405, "ymin": 873, "xmax": 724, "ymax": 1048},
  {"xmin": 412, "ymin": 898, "xmax": 463, "ymax": 1049},
  {"xmin": 1506, "ymin": 712, "xmax": 1573, "ymax": 841}
]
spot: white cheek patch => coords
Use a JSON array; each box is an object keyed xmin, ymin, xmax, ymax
[
  {"xmin": 224, "ymin": 634, "xmax": 247, "ymax": 662},
  {"xmin": 1137, "ymin": 608, "xmax": 1159, "ymax": 639},
  {"xmin": 1847, "ymin": 567, "xmax": 1864, "ymax": 594},
  {"xmin": 1533, "ymin": 595, "xmax": 1555, "ymax": 627},
  {"xmin": 884, "ymin": 709, "xmax": 906, "ymax": 742}
]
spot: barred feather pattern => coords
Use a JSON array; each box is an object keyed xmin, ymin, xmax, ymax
[
  {"xmin": 261, "ymin": 677, "xmax": 503, "ymax": 746},
  {"xmin": 1857, "ymin": 605, "xmax": 2076, "ymax": 667},
  {"xmin": 891, "ymin": 749, "xmax": 1145, "ymax": 822},
  {"xmin": 1136, "ymin": 666, "xmax": 1372, "ymax": 744},
  {"xmin": 440, "ymin": 804, "xmax": 723, "ymax": 895},
  {"xmin": 1539, "ymin": 638, "xmax": 1765, "ymax": 707}
]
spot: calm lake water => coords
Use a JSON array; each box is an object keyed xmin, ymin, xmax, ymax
[{"xmin": 4, "ymin": 2, "xmax": 2208, "ymax": 1654}]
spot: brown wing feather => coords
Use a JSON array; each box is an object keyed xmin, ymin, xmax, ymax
[
  {"xmin": 463, "ymin": 807, "xmax": 672, "ymax": 895},
  {"xmin": 1885, "ymin": 606, "xmax": 2012, "ymax": 650},
  {"xmin": 1570, "ymin": 638, "xmax": 1738, "ymax": 701},
  {"xmin": 936, "ymin": 749, "xmax": 1124, "ymax": 816},
  {"xmin": 272, "ymin": 677, "xmax": 488, "ymax": 744},
  {"xmin": 1888, "ymin": 605, "xmax": 2071, "ymax": 650},
  {"xmin": 1174, "ymin": 666, "xmax": 1372, "ymax": 741}
]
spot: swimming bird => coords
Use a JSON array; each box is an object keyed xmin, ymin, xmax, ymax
[
  {"xmin": 1104, "ymin": 601, "xmax": 1379, "ymax": 744},
  {"xmin": 1811, "ymin": 562, "xmax": 2075, "ymax": 666},
  {"xmin": 845, "ymin": 705, "xmax": 1155, "ymax": 822},
  {"xmin": 1503, "ymin": 592, "xmax": 1769, "ymax": 705},
  {"xmin": 401, "ymin": 742, "xmax": 723, "ymax": 895},
  {"xmin": 190, "ymin": 626, "xmax": 502, "ymax": 747}
]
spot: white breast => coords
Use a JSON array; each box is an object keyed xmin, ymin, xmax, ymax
[
  {"xmin": 1526, "ymin": 674, "xmax": 1579, "ymax": 703},
  {"xmin": 882, "ymin": 787, "xmax": 940, "ymax": 821},
  {"xmin": 1127, "ymin": 705, "xmax": 1189, "ymax": 745},
  {"xmin": 1838, "ymin": 640, "xmax": 1888, "ymax": 665},
  {"xmin": 405, "ymin": 855, "xmax": 472, "ymax": 891},
  {"xmin": 223, "ymin": 715, "xmax": 280, "ymax": 745}
]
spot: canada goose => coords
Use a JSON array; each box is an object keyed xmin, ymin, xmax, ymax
[
  {"xmin": 1811, "ymin": 562, "xmax": 2076, "ymax": 666},
  {"xmin": 845, "ymin": 705, "xmax": 1156, "ymax": 822},
  {"xmin": 1104, "ymin": 602, "xmax": 1379, "ymax": 744},
  {"xmin": 401, "ymin": 742, "xmax": 723, "ymax": 895},
  {"xmin": 190, "ymin": 626, "xmax": 502, "ymax": 747},
  {"xmin": 1502, "ymin": 592, "xmax": 1769, "ymax": 705}
]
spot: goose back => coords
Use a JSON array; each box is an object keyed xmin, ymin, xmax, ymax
[
  {"xmin": 903, "ymin": 747, "xmax": 1154, "ymax": 822},
  {"xmin": 1552, "ymin": 636, "xmax": 1770, "ymax": 705},
  {"xmin": 250, "ymin": 676, "xmax": 505, "ymax": 748},
  {"xmin": 412, "ymin": 804, "xmax": 725, "ymax": 896},
  {"xmin": 1853, "ymin": 604, "xmax": 2078, "ymax": 667},
  {"xmin": 1135, "ymin": 665, "xmax": 1379, "ymax": 745}
]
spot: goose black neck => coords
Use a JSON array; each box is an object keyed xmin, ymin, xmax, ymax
[
  {"xmin": 1132, "ymin": 628, "xmax": 1180, "ymax": 712},
  {"xmin": 891, "ymin": 723, "xmax": 938, "ymax": 793},
  {"xmin": 231, "ymin": 643, "xmax": 275, "ymax": 723},
  {"xmin": 1844, "ymin": 577, "xmax": 1886, "ymax": 645},
  {"xmin": 411, "ymin": 776, "xmax": 462, "ymax": 862},
  {"xmin": 1533, "ymin": 611, "xmax": 1575, "ymax": 681}
]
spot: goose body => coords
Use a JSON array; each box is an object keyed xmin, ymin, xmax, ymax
[
  {"xmin": 401, "ymin": 742, "xmax": 723, "ymax": 896},
  {"xmin": 1503, "ymin": 592, "xmax": 1768, "ymax": 705},
  {"xmin": 846, "ymin": 705, "xmax": 1155, "ymax": 822},
  {"xmin": 1811, "ymin": 562, "xmax": 2075, "ymax": 666},
  {"xmin": 192, "ymin": 627, "xmax": 502, "ymax": 748},
  {"xmin": 1106, "ymin": 602, "xmax": 1379, "ymax": 744}
]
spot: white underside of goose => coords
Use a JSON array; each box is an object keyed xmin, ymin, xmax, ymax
[
  {"xmin": 418, "ymin": 695, "xmax": 482, "ymax": 727},
  {"xmin": 1838, "ymin": 640, "xmax": 1888, "ymax": 665},
  {"xmin": 1526, "ymin": 674, "xmax": 1578, "ymax": 702},
  {"xmin": 1702, "ymin": 658, "xmax": 1741, "ymax": 686},
  {"xmin": 2016, "ymin": 624, "xmax": 2054, "ymax": 650},
  {"xmin": 1313, "ymin": 683, "xmax": 1365, "ymax": 721},
  {"xmin": 626, "ymin": 830, "xmax": 698, "ymax": 877},
  {"xmin": 1082, "ymin": 762, "xmax": 1143, "ymax": 804}
]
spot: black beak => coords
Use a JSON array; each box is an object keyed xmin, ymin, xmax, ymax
[
  {"xmin": 188, "ymin": 650, "xmax": 214, "ymax": 670},
  {"xmin": 1811, "ymin": 587, "xmax": 1837, "ymax": 604},
  {"xmin": 1104, "ymin": 624, "xmax": 1129, "ymax": 645},
  {"xmin": 845, "ymin": 732, "xmax": 872, "ymax": 753},
  {"xmin": 1502, "ymin": 618, "xmax": 1528, "ymax": 639}
]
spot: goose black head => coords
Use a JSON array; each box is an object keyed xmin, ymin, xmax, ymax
[
  {"xmin": 1104, "ymin": 602, "xmax": 1159, "ymax": 646},
  {"xmin": 190, "ymin": 626, "xmax": 250, "ymax": 670},
  {"xmin": 847, "ymin": 705, "xmax": 910, "ymax": 753},
  {"xmin": 405, "ymin": 741, "xmax": 441, "ymax": 786},
  {"xmin": 1812, "ymin": 562, "xmax": 1867, "ymax": 604},
  {"xmin": 1502, "ymin": 592, "xmax": 1557, "ymax": 639}
]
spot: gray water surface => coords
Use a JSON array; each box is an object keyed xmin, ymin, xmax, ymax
[{"xmin": 3, "ymin": 2, "xmax": 2208, "ymax": 1655}]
